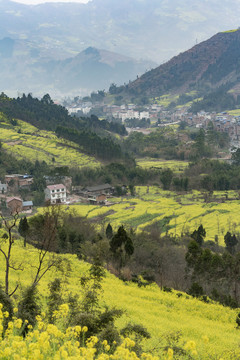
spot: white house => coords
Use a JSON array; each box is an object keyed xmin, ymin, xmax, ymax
[
  {"xmin": 0, "ymin": 181, "xmax": 7, "ymax": 193},
  {"xmin": 44, "ymin": 184, "xmax": 67, "ymax": 204}
]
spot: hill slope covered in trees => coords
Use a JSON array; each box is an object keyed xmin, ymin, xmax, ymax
[{"xmin": 117, "ymin": 29, "xmax": 240, "ymax": 102}]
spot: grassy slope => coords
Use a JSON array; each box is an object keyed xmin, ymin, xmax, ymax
[
  {"xmin": 0, "ymin": 241, "xmax": 239, "ymax": 359},
  {"xmin": 0, "ymin": 118, "xmax": 100, "ymax": 168},
  {"xmin": 136, "ymin": 158, "xmax": 189, "ymax": 173}
]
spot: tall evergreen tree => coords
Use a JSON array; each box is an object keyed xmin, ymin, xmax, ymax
[
  {"xmin": 18, "ymin": 217, "xmax": 29, "ymax": 247},
  {"xmin": 106, "ymin": 223, "xmax": 113, "ymax": 239}
]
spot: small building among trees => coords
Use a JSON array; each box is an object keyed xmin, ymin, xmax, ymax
[
  {"xmin": 88, "ymin": 193, "xmax": 107, "ymax": 205},
  {"xmin": 22, "ymin": 201, "xmax": 33, "ymax": 212},
  {"xmin": 83, "ymin": 184, "xmax": 114, "ymax": 196},
  {"xmin": 44, "ymin": 184, "xmax": 67, "ymax": 204},
  {"xmin": 0, "ymin": 181, "xmax": 7, "ymax": 193},
  {"xmin": 6, "ymin": 197, "xmax": 23, "ymax": 213}
]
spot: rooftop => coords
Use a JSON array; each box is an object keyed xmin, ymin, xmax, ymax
[{"xmin": 47, "ymin": 184, "xmax": 66, "ymax": 191}]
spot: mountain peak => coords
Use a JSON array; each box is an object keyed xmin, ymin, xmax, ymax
[{"xmin": 84, "ymin": 47, "xmax": 99, "ymax": 55}]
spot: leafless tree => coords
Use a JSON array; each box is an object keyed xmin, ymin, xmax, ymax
[
  {"xmin": 28, "ymin": 205, "xmax": 65, "ymax": 287},
  {"xmin": 0, "ymin": 212, "xmax": 22, "ymax": 296}
]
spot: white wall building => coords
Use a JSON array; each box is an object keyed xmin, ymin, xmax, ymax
[
  {"xmin": 140, "ymin": 111, "xmax": 150, "ymax": 119},
  {"xmin": 45, "ymin": 184, "xmax": 67, "ymax": 204},
  {"xmin": 0, "ymin": 181, "xmax": 7, "ymax": 193}
]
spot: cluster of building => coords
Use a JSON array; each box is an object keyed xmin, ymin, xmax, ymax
[
  {"xmin": 5, "ymin": 197, "xmax": 33, "ymax": 214},
  {"xmin": 0, "ymin": 172, "xmax": 115, "ymax": 215},
  {"xmin": 170, "ymin": 109, "xmax": 240, "ymax": 143},
  {"xmin": 67, "ymin": 102, "xmax": 163, "ymax": 122},
  {"xmin": 0, "ymin": 174, "xmax": 33, "ymax": 215},
  {"xmin": 66, "ymin": 98, "xmax": 240, "ymax": 145}
]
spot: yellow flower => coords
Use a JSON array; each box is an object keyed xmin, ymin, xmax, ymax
[
  {"xmin": 13, "ymin": 355, "xmax": 21, "ymax": 360},
  {"xmin": 3, "ymin": 347, "xmax": 12, "ymax": 357},
  {"xmin": 7, "ymin": 321, "xmax": 14, "ymax": 330},
  {"xmin": 105, "ymin": 345, "xmax": 110, "ymax": 352},
  {"xmin": 202, "ymin": 335, "xmax": 209, "ymax": 344},
  {"xmin": 82, "ymin": 326, "xmax": 88, "ymax": 332},
  {"xmin": 184, "ymin": 340, "xmax": 196, "ymax": 351},
  {"xmin": 4, "ymin": 311, "xmax": 9, "ymax": 318},
  {"xmin": 167, "ymin": 347, "xmax": 173, "ymax": 360},
  {"xmin": 36, "ymin": 315, "xmax": 42, "ymax": 322},
  {"xmin": 14, "ymin": 318, "xmax": 23, "ymax": 329},
  {"xmin": 74, "ymin": 325, "xmax": 82, "ymax": 334}
]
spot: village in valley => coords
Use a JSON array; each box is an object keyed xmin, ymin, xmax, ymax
[
  {"xmin": 67, "ymin": 99, "xmax": 240, "ymax": 147},
  {"xmin": 3, "ymin": 99, "xmax": 240, "ymax": 215},
  {"xmin": 0, "ymin": 172, "xmax": 116, "ymax": 215}
]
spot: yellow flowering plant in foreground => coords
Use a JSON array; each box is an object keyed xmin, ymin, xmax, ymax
[
  {"xmin": 0, "ymin": 302, "xmax": 224, "ymax": 360},
  {"xmin": 0, "ymin": 303, "xmax": 158, "ymax": 360}
]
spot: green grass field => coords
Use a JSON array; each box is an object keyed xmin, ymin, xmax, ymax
[
  {"xmin": 0, "ymin": 119, "xmax": 100, "ymax": 168},
  {"xmin": 0, "ymin": 241, "xmax": 239, "ymax": 359},
  {"xmin": 136, "ymin": 158, "xmax": 189, "ymax": 173}
]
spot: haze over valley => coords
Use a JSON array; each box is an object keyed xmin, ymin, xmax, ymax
[
  {"xmin": 1, "ymin": 0, "xmax": 240, "ymax": 97},
  {"xmin": 1, "ymin": 2, "xmax": 240, "ymax": 360}
]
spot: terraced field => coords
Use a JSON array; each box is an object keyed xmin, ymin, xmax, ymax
[
  {"xmin": 0, "ymin": 119, "xmax": 100, "ymax": 168},
  {"xmin": 65, "ymin": 187, "xmax": 240, "ymax": 245}
]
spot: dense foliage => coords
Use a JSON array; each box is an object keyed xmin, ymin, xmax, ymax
[
  {"xmin": 189, "ymin": 85, "xmax": 240, "ymax": 113},
  {"xmin": 0, "ymin": 93, "xmax": 127, "ymax": 162},
  {"xmin": 56, "ymin": 125, "xmax": 124, "ymax": 161}
]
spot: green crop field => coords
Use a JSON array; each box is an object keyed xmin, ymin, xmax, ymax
[
  {"xmin": 136, "ymin": 158, "xmax": 189, "ymax": 173},
  {"xmin": 0, "ymin": 241, "xmax": 239, "ymax": 359},
  {"xmin": 0, "ymin": 119, "xmax": 100, "ymax": 168},
  {"xmin": 151, "ymin": 94, "xmax": 179, "ymax": 107},
  {"xmin": 56, "ymin": 187, "xmax": 240, "ymax": 246},
  {"xmin": 227, "ymin": 109, "xmax": 240, "ymax": 116}
]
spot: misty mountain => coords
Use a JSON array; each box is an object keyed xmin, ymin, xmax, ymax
[
  {"xmin": 43, "ymin": 47, "xmax": 155, "ymax": 93},
  {"xmin": 1, "ymin": 0, "xmax": 240, "ymax": 64},
  {"xmin": 1, "ymin": 0, "xmax": 240, "ymax": 97},
  {"xmin": 0, "ymin": 42, "xmax": 155, "ymax": 97}
]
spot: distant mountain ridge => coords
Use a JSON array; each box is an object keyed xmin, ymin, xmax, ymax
[
  {"xmin": 1, "ymin": 0, "xmax": 240, "ymax": 63},
  {"xmin": 0, "ymin": 43, "xmax": 155, "ymax": 97},
  {"xmin": 1, "ymin": 0, "xmax": 240, "ymax": 96},
  {"xmin": 44, "ymin": 47, "xmax": 155, "ymax": 92},
  {"xmin": 119, "ymin": 30, "xmax": 240, "ymax": 99}
]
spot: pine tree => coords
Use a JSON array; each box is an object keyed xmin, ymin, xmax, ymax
[
  {"xmin": 18, "ymin": 216, "xmax": 29, "ymax": 247},
  {"xmin": 106, "ymin": 223, "xmax": 113, "ymax": 239}
]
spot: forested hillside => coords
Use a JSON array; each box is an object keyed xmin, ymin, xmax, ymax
[
  {"xmin": 115, "ymin": 29, "xmax": 240, "ymax": 104},
  {"xmin": 0, "ymin": 93, "xmax": 126, "ymax": 162}
]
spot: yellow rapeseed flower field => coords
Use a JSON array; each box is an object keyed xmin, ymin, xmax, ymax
[
  {"xmin": 62, "ymin": 187, "xmax": 240, "ymax": 245},
  {"xmin": 0, "ymin": 119, "xmax": 100, "ymax": 169},
  {"xmin": 0, "ymin": 242, "xmax": 239, "ymax": 359}
]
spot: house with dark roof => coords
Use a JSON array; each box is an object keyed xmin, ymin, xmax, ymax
[
  {"xmin": 22, "ymin": 201, "xmax": 33, "ymax": 211},
  {"xmin": 87, "ymin": 193, "xmax": 107, "ymax": 205},
  {"xmin": 84, "ymin": 184, "xmax": 114, "ymax": 195}
]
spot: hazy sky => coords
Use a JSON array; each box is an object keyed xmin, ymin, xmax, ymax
[{"xmin": 13, "ymin": 0, "xmax": 90, "ymax": 4}]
